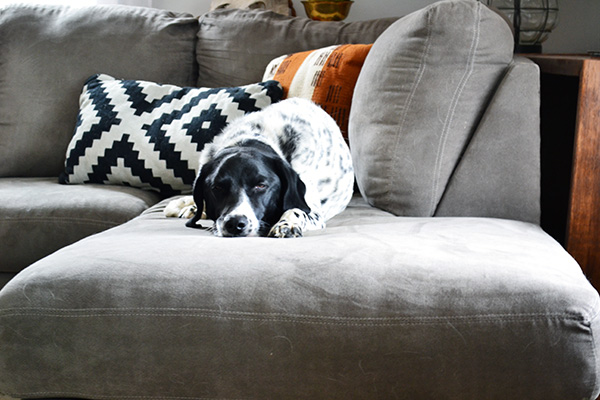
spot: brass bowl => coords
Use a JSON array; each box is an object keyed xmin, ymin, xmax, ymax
[{"xmin": 302, "ymin": 1, "xmax": 354, "ymax": 21}]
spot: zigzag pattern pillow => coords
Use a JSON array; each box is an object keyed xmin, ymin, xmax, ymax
[{"xmin": 59, "ymin": 74, "xmax": 283, "ymax": 195}]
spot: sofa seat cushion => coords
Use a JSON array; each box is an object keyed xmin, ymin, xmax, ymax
[
  {"xmin": 0, "ymin": 178, "xmax": 162, "ymax": 273},
  {"xmin": 0, "ymin": 197, "xmax": 598, "ymax": 399}
]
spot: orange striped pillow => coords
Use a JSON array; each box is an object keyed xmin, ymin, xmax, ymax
[{"xmin": 263, "ymin": 44, "xmax": 372, "ymax": 140}]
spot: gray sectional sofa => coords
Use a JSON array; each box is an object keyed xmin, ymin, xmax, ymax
[{"xmin": 1, "ymin": 1, "xmax": 599, "ymax": 399}]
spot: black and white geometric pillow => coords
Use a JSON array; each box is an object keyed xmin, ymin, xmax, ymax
[{"xmin": 59, "ymin": 74, "xmax": 283, "ymax": 196}]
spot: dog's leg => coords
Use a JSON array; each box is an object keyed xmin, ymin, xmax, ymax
[
  {"xmin": 164, "ymin": 196, "xmax": 198, "ymax": 219},
  {"xmin": 268, "ymin": 209, "xmax": 325, "ymax": 238}
]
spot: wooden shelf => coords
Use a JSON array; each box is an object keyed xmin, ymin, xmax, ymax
[{"xmin": 525, "ymin": 54, "xmax": 593, "ymax": 76}]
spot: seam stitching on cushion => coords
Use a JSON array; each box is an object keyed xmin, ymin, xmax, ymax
[
  {"xmin": 6, "ymin": 392, "xmax": 238, "ymax": 400},
  {"xmin": 387, "ymin": 9, "xmax": 432, "ymax": 211},
  {"xmin": 0, "ymin": 216, "xmax": 123, "ymax": 225},
  {"xmin": 0, "ymin": 314, "xmax": 580, "ymax": 327},
  {"xmin": 0, "ymin": 307, "xmax": 585, "ymax": 319},
  {"xmin": 428, "ymin": 3, "xmax": 481, "ymax": 215},
  {"xmin": 0, "ymin": 309, "xmax": 585, "ymax": 325}
]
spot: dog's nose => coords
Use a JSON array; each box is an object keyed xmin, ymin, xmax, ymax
[{"xmin": 224, "ymin": 215, "xmax": 249, "ymax": 236}]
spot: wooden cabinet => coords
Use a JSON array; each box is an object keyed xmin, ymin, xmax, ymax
[{"xmin": 526, "ymin": 54, "xmax": 600, "ymax": 286}]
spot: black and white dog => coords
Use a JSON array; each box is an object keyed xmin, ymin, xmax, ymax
[{"xmin": 165, "ymin": 98, "xmax": 354, "ymax": 238}]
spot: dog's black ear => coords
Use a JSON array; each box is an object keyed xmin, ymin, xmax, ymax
[
  {"xmin": 272, "ymin": 157, "xmax": 311, "ymax": 214},
  {"xmin": 185, "ymin": 164, "xmax": 212, "ymax": 229}
]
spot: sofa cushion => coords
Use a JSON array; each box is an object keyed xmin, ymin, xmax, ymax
[
  {"xmin": 263, "ymin": 44, "xmax": 372, "ymax": 139},
  {"xmin": 196, "ymin": 8, "xmax": 397, "ymax": 88},
  {"xmin": 0, "ymin": 4, "xmax": 199, "ymax": 178},
  {"xmin": 350, "ymin": 0, "xmax": 514, "ymax": 217},
  {"xmin": 59, "ymin": 74, "xmax": 283, "ymax": 196},
  {"xmin": 0, "ymin": 178, "xmax": 162, "ymax": 273},
  {"xmin": 0, "ymin": 197, "xmax": 598, "ymax": 399}
]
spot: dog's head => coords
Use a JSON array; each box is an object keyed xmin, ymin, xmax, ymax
[{"xmin": 188, "ymin": 141, "xmax": 310, "ymax": 237}]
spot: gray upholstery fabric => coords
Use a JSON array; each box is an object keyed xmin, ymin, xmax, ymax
[
  {"xmin": 435, "ymin": 57, "xmax": 541, "ymax": 223},
  {"xmin": 350, "ymin": 0, "xmax": 514, "ymax": 218},
  {"xmin": 0, "ymin": 196, "xmax": 598, "ymax": 399},
  {"xmin": 0, "ymin": 178, "xmax": 162, "ymax": 273},
  {"xmin": 196, "ymin": 9, "xmax": 397, "ymax": 88},
  {"xmin": 0, "ymin": 4, "xmax": 198, "ymax": 178}
]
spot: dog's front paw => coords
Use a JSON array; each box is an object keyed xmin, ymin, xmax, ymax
[
  {"xmin": 178, "ymin": 204, "xmax": 197, "ymax": 219},
  {"xmin": 268, "ymin": 221, "xmax": 303, "ymax": 238},
  {"xmin": 164, "ymin": 196, "xmax": 196, "ymax": 219}
]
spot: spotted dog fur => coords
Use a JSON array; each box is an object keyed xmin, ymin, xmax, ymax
[{"xmin": 165, "ymin": 98, "xmax": 354, "ymax": 238}]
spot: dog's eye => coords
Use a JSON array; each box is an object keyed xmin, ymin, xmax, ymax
[
  {"xmin": 254, "ymin": 184, "xmax": 268, "ymax": 191},
  {"xmin": 212, "ymin": 184, "xmax": 223, "ymax": 192}
]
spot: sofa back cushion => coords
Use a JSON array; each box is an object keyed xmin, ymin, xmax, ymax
[
  {"xmin": 196, "ymin": 8, "xmax": 396, "ymax": 88},
  {"xmin": 350, "ymin": 0, "xmax": 514, "ymax": 217},
  {"xmin": 0, "ymin": 4, "xmax": 198, "ymax": 178}
]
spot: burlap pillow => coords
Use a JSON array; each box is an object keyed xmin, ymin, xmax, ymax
[{"xmin": 263, "ymin": 44, "xmax": 372, "ymax": 139}]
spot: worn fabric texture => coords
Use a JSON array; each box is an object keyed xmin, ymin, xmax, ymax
[
  {"xmin": 196, "ymin": 8, "xmax": 396, "ymax": 88},
  {"xmin": 0, "ymin": 196, "xmax": 598, "ymax": 400},
  {"xmin": 0, "ymin": 178, "xmax": 162, "ymax": 273},
  {"xmin": 435, "ymin": 57, "xmax": 541, "ymax": 223},
  {"xmin": 350, "ymin": 0, "xmax": 515, "ymax": 218},
  {"xmin": 0, "ymin": 4, "xmax": 199, "ymax": 178}
]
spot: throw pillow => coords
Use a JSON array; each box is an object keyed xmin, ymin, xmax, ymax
[
  {"xmin": 59, "ymin": 74, "xmax": 283, "ymax": 196},
  {"xmin": 349, "ymin": 0, "xmax": 514, "ymax": 217},
  {"xmin": 263, "ymin": 44, "xmax": 372, "ymax": 139}
]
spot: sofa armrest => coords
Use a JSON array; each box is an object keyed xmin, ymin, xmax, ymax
[{"xmin": 435, "ymin": 56, "xmax": 541, "ymax": 223}]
